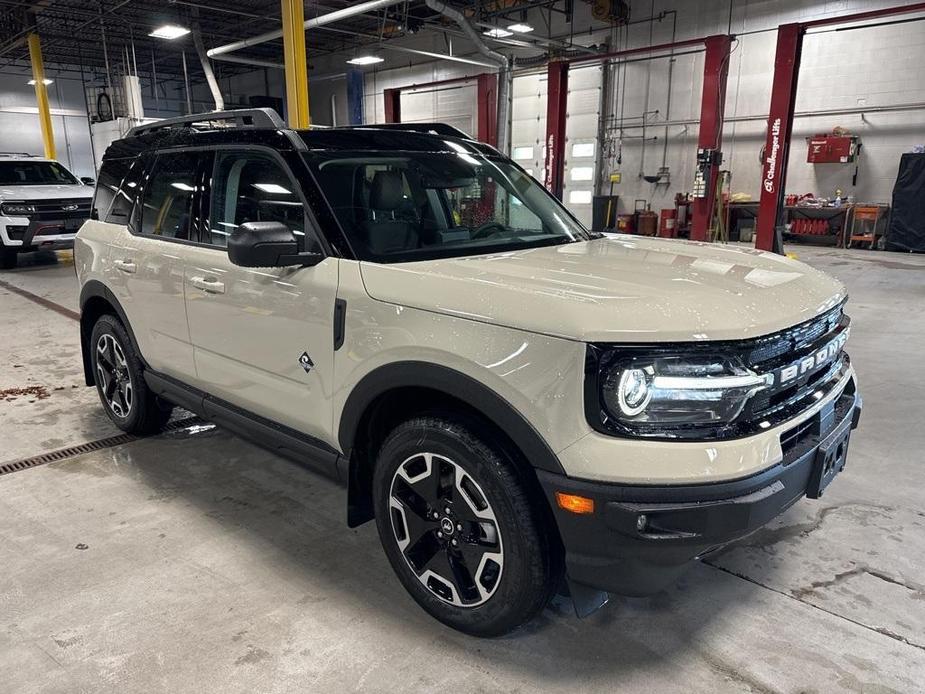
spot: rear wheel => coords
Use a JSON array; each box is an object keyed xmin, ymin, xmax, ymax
[
  {"xmin": 90, "ymin": 314, "xmax": 172, "ymax": 434},
  {"xmin": 373, "ymin": 416, "xmax": 558, "ymax": 636}
]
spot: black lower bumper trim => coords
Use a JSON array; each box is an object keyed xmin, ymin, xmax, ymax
[
  {"xmin": 20, "ymin": 218, "xmax": 82, "ymax": 249},
  {"xmin": 540, "ymin": 383, "xmax": 861, "ymax": 597}
]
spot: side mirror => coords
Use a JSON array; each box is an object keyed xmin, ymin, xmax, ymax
[
  {"xmin": 227, "ymin": 221, "xmax": 322, "ymax": 268},
  {"xmin": 81, "ymin": 177, "xmax": 95, "ymax": 186}
]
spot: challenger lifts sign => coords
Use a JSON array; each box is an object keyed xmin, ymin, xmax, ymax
[
  {"xmin": 544, "ymin": 134, "xmax": 556, "ymax": 193},
  {"xmin": 763, "ymin": 118, "xmax": 782, "ymax": 194}
]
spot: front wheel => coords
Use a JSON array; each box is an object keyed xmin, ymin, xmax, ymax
[
  {"xmin": 90, "ymin": 314, "xmax": 173, "ymax": 434},
  {"xmin": 373, "ymin": 416, "xmax": 558, "ymax": 636}
]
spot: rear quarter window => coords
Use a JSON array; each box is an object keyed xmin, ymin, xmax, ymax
[
  {"xmin": 100, "ymin": 156, "xmax": 148, "ymax": 227},
  {"xmin": 93, "ymin": 158, "xmax": 130, "ymax": 221}
]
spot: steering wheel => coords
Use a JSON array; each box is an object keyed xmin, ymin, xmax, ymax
[{"xmin": 471, "ymin": 221, "xmax": 507, "ymax": 240}]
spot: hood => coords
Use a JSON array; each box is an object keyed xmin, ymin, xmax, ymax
[
  {"xmin": 0, "ymin": 184, "xmax": 94, "ymax": 201},
  {"xmin": 359, "ymin": 235, "xmax": 847, "ymax": 343}
]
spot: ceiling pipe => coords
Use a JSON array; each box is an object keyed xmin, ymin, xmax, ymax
[
  {"xmin": 206, "ymin": 0, "xmax": 405, "ymax": 58},
  {"xmin": 381, "ymin": 45, "xmax": 497, "ymax": 68},
  {"xmin": 211, "ymin": 54, "xmax": 286, "ymax": 70},
  {"xmin": 423, "ymin": 0, "xmax": 512, "ymax": 154}
]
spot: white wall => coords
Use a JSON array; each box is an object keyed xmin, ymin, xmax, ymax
[
  {"xmin": 0, "ymin": 71, "xmax": 97, "ymax": 178},
  {"xmin": 607, "ymin": 0, "xmax": 925, "ymax": 212}
]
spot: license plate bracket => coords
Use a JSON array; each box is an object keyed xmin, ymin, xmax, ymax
[{"xmin": 807, "ymin": 416, "xmax": 852, "ymax": 498}]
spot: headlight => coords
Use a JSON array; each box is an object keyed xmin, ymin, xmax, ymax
[
  {"xmin": 593, "ymin": 351, "xmax": 771, "ymax": 439},
  {"xmin": 1, "ymin": 203, "xmax": 36, "ymax": 216}
]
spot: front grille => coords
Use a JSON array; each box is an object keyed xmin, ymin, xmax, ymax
[
  {"xmin": 743, "ymin": 303, "xmax": 849, "ymax": 427},
  {"xmin": 746, "ymin": 304, "xmax": 845, "ymax": 367},
  {"xmin": 4, "ymin": 198, "xmax": 92, "ymax": 221},
  {"xmin": 780, "ymin": 378, "xmax": 856, "ymax": 462}
]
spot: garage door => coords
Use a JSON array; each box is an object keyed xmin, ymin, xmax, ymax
[
  {"xmin": 510, "ymin": 65, "xmax": 602, "ymax": 227},
  {"xmin": 395, "ymin": 83, "xmax": 477, "ymax": 139}
]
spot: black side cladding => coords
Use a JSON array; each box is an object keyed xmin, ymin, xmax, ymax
[{"xmin": 886, "ymin": 153, "xmax": 925, "ymax": 252}]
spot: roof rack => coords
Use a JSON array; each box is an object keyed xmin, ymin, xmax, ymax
[
  {"xmin": 0, "ymin": 152, "xmax": 38, "ymax": 158},
  {"xmin": 127, "ymin": 108, "xmax": 286, "ymax": 137},
  {"xmin": 342, "ymin": 123, "xmax": 475, "ymax": 140}
]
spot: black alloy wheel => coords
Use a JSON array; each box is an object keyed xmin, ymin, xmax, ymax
[
  {"xmin": 90, "ymin": 314, "xmax": 173, "ymax": 434},
  {"xmin": 373, "ymin": 416, "xmax": 559, "ymax": 636}
]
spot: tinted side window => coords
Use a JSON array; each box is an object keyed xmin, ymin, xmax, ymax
[
  {"xmin": 93, "ymin": 157, "xmax": 130, "ymax": 220},
  {"xmin": 207, "ymin": 151, "xmax": 305, "ymax": 248},
  {"xmin": 140, "ymin": 152, "xmax": 200, "ymax": 240},
  {"xmin": 104, "ymin": 156, "xmax": 147, "ymax": 226}
]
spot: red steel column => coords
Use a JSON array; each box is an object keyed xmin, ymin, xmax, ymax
[
  {"xmin": 755, "ymin": 24, "xmax": 804, "ymax": 253},
  {"xmin": 544, "ymin": 60, "xmax": 569, "ymax": 200},
  {"xmin": 476, "ymin": 73, "xmax": 499, "ymax": 147},
  {"xmin": 384, "ymin": 87, "xmax": 401, "ymax": 123},
  {"xmin": 690, "ymin": 35, "xmax": 732, "ymax": 242}
]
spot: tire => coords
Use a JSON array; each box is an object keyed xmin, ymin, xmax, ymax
[
  {"xmin": 0, "ymin": 246, "xmax": 17, "ymax": 269},
  {"xmin": 373, "ymin": 416, "xmax": 558, "ymax": 637},
  {"xmin": 90, "ymin": 314, "xmax": 173, "ymax": 434}
]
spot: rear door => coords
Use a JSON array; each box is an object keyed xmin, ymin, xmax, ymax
[
  {"xmin": 182, "ymin": 147, "xmax": 339, "ymax": 447},
  {"xmin": 103, "ymin": 151, "xmax": 198, "ymax": 381}
]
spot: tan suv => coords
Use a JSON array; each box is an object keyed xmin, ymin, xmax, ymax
[{"xmin": 75, "ymin": 109, "xmax": 861, "ymax": 636}]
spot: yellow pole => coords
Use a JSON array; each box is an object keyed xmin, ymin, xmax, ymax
[
  {"xmin": 27, "ymin": 33, "xmax": 56, "ymax": 160},
  {"xmin": 281, "ymin": 0, "xmax": 310, "ymax": 127}
]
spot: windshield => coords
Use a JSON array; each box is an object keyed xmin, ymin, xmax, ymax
[
  {"xmin": 305, "ymin": 150, "xmax": 598, "ymax": 262},
  {"xmin": 0, "ymin": 160, "xmax": 79, "ymax": 186}
]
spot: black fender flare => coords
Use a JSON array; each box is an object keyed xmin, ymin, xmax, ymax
[
  {"xmin": 338, "ymin": 361, "xmax": 567, "ymax": 475},
  {"xmin": 78, "ymin": 280, "xmax": 144, "ymax": 385}
]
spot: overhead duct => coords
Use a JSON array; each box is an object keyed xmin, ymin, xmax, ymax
[
  {"xmin": 206, "ymin": 0, "xmax": 405, "ymax": 58},
  {"xmin": 423, "ymin": 0, "xmax": 512, "ymax": 154}
]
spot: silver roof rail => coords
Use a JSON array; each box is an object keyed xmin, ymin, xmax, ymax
[
  {"xmin": 127, "ymin": 108, "xmax": 287, "ymax": 137},
  {"xmin": 0, "ymin": 152, "xmax": 38, "ymax": 158}
]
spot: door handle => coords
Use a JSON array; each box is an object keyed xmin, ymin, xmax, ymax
[
  {"xmin": 190, "ymin": 275, "xmax": 225, "ymax": 294},
  {"xmin": 113, "ymin": 259, "xmax": 136, "ymax": 274}
]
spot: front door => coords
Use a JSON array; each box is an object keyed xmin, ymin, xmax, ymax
[{"xmin": 183, "ymin": 148, "xmax": 339, "ymax": 447}]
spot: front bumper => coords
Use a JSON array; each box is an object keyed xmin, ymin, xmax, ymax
[
  {"xmin": 538, "ymin": 378, "xmax": 862, "ymax": 597},
  {"xmin": 1, "ymin": 217, "xmax": 83, "ymax": 250}
]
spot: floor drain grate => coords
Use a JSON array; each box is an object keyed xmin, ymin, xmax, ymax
[{"xmin": 0, "ymin": 416, "xmax": 204, "ymax": 477}]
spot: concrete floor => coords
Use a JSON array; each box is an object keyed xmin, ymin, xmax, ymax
[{"xmin": 1, "ymin": 245, "xmax": 924, "ymax": 693}]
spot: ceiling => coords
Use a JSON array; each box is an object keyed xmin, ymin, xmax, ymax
[{"xmin": 0, "ymin": 0, "xmax": 578, "ymax": 84}]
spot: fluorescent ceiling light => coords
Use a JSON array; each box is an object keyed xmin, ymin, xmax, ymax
[
  {"xmin": 171, "ymin": 182, "xmax": 196, "ymax": 192},
  {"xmin": 253, "ymin": 183, "xmax": 292, "ymax": 195},
  {"xmin": 27, "ymin": 78, "xmax": 53, "ymax": 86},
  {"xmin": 507, "ymin": 23, "xmax": 534, "ymax": 33},
  {"xmin": 149, "ymin": 24, "xmax": 190, "ymax": 40},
  {"xmin": 483, "ymin": 28, "xmax": 513, "ymax": 38},
  {"xmin": 346, "ymin": 55, "xmax": 384, "ymax": 65}
]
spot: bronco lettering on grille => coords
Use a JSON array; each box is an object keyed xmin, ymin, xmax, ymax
[{"xmin": 767, "ymin": 329, "xmax": 849, "ymax": 386}]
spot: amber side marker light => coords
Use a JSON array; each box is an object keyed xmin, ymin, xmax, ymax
[{"xmin": 556, "ymin": 492, "xmax": 595, "ymax": 515}]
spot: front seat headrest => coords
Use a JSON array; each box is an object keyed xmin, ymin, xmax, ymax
[{"xmin": 369, "ymin": 170, "xmax": 404, "ymax": 211}]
